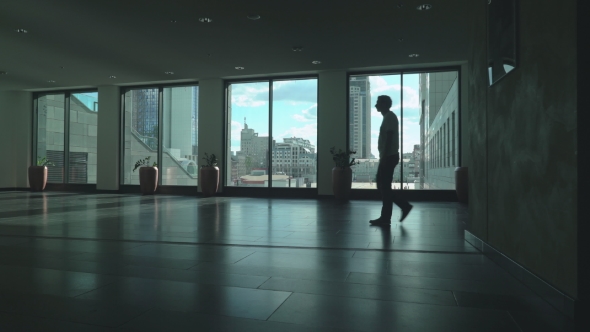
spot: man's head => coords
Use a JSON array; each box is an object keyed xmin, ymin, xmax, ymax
[{"xmin": 376, "ymin": 95, "xmax": 392, "ymax": 115}]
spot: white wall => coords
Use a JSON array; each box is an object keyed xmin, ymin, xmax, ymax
[
  {"xmin": 96, "ymin": 86, "xmax": 120, "ymax": 190},
  {"xmin": 317, "ymin": 71, "xmax": 347, "ymax": 195}
]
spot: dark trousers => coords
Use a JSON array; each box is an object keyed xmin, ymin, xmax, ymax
[{"xmin": 376, "ymin": 154, "xmax": 409, "ymax": 220}]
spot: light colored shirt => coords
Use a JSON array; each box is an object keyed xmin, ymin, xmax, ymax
[{"xmin": 378, "ymin": 111, "xmax": 399, "ymax": 159}]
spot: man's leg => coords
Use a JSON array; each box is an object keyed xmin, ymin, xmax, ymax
[
  {"xmin": 389, "ymin": 155, "xmax": 413, "ymax": 221},
  {"xmin": 379, "ymin": 156, "xmax": 395, "ymax": 221},
  {"xmin": 371, "ymin": 159, "xmax": 392, "ymax": 225}
]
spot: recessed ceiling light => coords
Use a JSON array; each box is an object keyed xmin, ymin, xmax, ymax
[
  {"xmin": 398, "ymin": 38, "xmax": 404, "ymax": 42},
  {"xmin": 199, "ymin": 17, "xmax": 213, "ymax": 23},
  {"xmin": 48, "ymin": 80, "xmax": 56, "ymax": 83},
  {"xmin": 397, "ymin": 4, "xmax": 404, "ymax": 8},
  {"xmin": 408, "ymin": 54, "xmax": 420, "ymax": 57},
  {"xmin": 109, "ymin": 75, "xmax": 116, "ymax": 78},
  {"xmin": 235, "ymin": 66, "xmax": 245, "ymax": 70},
  {"xmin": 247, "ymin": 14, "xmax": 261, "ymax": 20},
  {"xmin": 0, "ymin": 71, "xmax": 7, "ymax": 75},
  {"xmin": 312, "ymin": 60, "xmax": 321, "ymax": 64},
  {"xmin": 59, "ymin": 66, "xmax": 64, "ymax": 69},
  {"xmin": 15, "ymin": 28, "xmax": 28, "ymax": 33},
  {"xmin": 416, "ymin": 4, "xmax": 432, "ymax": 10},
  {"xmin": 170, "ymin": 20, "xmax": 177, "ymax": 23},
  {"xmin": 292, "ymin": 46, "xmax": 303, "ymax": 52},
  {"xmin": 164, "ymin": 71, "xmax": 174, "ymax": 75}
]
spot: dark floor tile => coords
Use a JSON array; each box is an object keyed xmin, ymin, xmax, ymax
[
  {"xmin": 67, "ymin": 252, "xmax": 199, "ymax": 270},
  {"xmin": 259, "ymin": 277, "xmax": 456, "ymax": 306},
  {"xmin": 509, "ymin": 310, "xmax": 575, "ymax": 332},
  {"xmin": 454, "ymin": 291, "xmax": 562, "ymax": 314},
  {"xmin": 120, "ymin": 243, "xmax": 256, "ymax": 262},
  {"xmin": 0, "ymin": 265, "xmax": 119, "ymax": 297},
  {"xmin": 387, "ymin": 260, "xmax": 511, "ymax": 281},
  {"xmin": 77, "ymin": 277, "xmax": 291, "ymax": 320},
  {"xmin": 268, "ymin": 292, "xmax": 521, "ymax": 332},
  {"xmin": 118, "ymin": 309, "xmax": 354, "ymax": 332},
  {"xmin": 0, "ymin": 312, "xmax": 111, "ymax": 332}
]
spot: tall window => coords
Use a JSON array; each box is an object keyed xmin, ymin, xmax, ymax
[
  {"xmin": 35, "ymin": 92, "xmax": 98, "ymax": 184},
  {"xmin": 122, "ymin": 88, "xmax": 159, "ymax": 185},
  {"xmin": 122, "ymin": 86, "xmax": 199, "ymax": 186},
  {"xmin": 349, "ymin": 70, "xmax": 459, "ymax": 190},
  {"xmin": 226, "ymin": 78, "xmax": 317, "ymax": 188}
]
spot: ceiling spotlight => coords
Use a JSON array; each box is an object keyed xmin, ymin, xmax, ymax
[
  {"xmin": 15, "ymin": 28, "xmax": 28, "ymax": 33},
  {"xmin": 292, "ymin": 46, "xmax": 303, "ymax": 52},
  {"xmin": 397, "ymin": 4, "xmax": 404, "ymax": 8},
  {"xmin": 0, "ymin": 71, "xmax": 7, "ymax": 75},
  {"xmin": 48, "ymin": 80, "xmax": 56, "ymax": 83},
  {"xmin": 417, "ymin": 4, "xmax": 432, "ymax": 10},
  {"xmin": 164, "ymin": 71, "xmax": 174, "ymax": 75},
  {"xmin": 408, "ymin": 54, "xmax": 420, "ymax": 57},
  {"xmin": 199, "ymin": 17, "xmax": 213, "ymax": 23},
  {"xmin": 109, "ymin": 75, "xmax": 117, "ymax": 78},
  {"xmin": 235, "ymin": 66, "xmax": 245, "ymax": 70},
  {"xmin": 398, "ymin": 38, "xmax": 404, "ymax": 42},
  {"xmin": 59, "ymin": 66, "xmax": 64, "ymax": 69},
  {"xmin": 170, "ymin": 19, "xmax": 177, "ymax": 23},
  {"xmin": 247, "ymin": 14, "xmax": 261, "ymax": 20},
  {"xmin": 312, "ymin": 60, "xmax": 321, "ymax": 64}
]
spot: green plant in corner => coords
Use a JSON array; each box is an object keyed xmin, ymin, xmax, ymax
[
  {"xmin": 133, "ymin": 156, "xmax": 157, "ymax": 172},
  {"xmin": 202, "ymin": 153, "xmax": 218, "ymax": 167},
  {"xmin": 330, "ymin": 146, "xmax": 360, "ymax": 169},
  {"xmin": 37, "ymin": 157, "xmax": 54, "ymax": 167}
]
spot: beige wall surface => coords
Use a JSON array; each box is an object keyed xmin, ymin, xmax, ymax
[
  {"xmin": 96, "ymin": 86, "xmax": 120, "ymax": 190},
  {"xmin": 467, "ymin": 1, "xmax": 577, "ymax": 296},
  {"xmin": 198, "ymin": 79, "xmax": 224, "ymax": 193}
]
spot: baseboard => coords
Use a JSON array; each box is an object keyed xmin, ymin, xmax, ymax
[{"xmin": 465, "ymin": 230, "xmax": 575, "ymax": 319}]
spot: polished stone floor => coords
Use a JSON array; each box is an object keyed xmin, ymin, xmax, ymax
[{"xmin": 0, "ymin": 191, "xmax": 574, "ymax": 331}]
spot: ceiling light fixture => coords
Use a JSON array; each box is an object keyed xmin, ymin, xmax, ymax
[
  {"xmin": 397, "ymin": 4, "xmax": 404, "ymax": 8},
  {"xmin": 0, "ymin": 71, "xmax": 8, "ymax": 75},
  {"xmin": 15, "ymin": 28, "xmax": 28, "ymax": 33},
  {"xmin": 292, "ymin": 46, "xmax": 303, "ymax": 52},
  {"xmin": 398, "ymin": 38, "xmax": 404, "ymax": 42},
  {"xmin": 59, "ymin": 66, "xmax": 64, "ymax": 69},
  {"xmin": 199, "ymin": 17, "xmax": 213, "ymax": 23},
  {"xmin": 164, "ymin": 71, "xmax": 174, "ymax": 75},
  {"xmin": 247, "ymin": 14, "xmax": 261, "ymax": 20},
  {"xmin": 235, "ymin": 66, "xmax": 245, "ymax": 70},
  {"xmin": 408, "ymin": 54, "xmax": 420, "ymax": 57},
  {"xmin": 170, "ymin": 20, "xmax": 177, "ymax": 23},
  {"xmin": 48, "ymin": 80, "xmax": 56, "ymax": 83},
  {"xmin": 416, "ymin": 4, "xmax": 432, "ymax": 10},
  {"xmin": 109, "ymin": 75, "xmax": 117, "ymax": 78},
  {"xmin": 312, "ymin": 61, "xmax": 321, "ymax": 64}
]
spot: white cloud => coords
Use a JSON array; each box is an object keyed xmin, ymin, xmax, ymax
[
  {"xmin": 278, "ymin": 123, "xmax": 317, "ymax": 146},
  {"xmin": 292, "ymin": 103, "xmax": 317, "ymax": 122},
  {"xmin": 230, "ymin": 120, "xmax": 243, "ymax": 139}
]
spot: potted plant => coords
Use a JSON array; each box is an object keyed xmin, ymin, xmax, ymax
[
  {"xmin": 330, "ymin": 147, "xmax": 359, "ymax": 201},
  {"xmin": 200, "ymin": 153, "xmax": 219, "ymax": 197},
  {"xmin": 29, "ymin": 157, "xmax": 54, "ymax": 191},
  {"xmin": 133, "ymin": 156, "xmax": 158, "ymax": 195}
]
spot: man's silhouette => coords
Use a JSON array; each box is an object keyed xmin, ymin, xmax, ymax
[{"xmin": 370, "ymin": 95, "xmax": 413, "ymax": 226}]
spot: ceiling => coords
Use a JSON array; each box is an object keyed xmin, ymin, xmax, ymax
[{"xmin": 0, "ymin": 0, "xmax": 473, "ymax": 92}]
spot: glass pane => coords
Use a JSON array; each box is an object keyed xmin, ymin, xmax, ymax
[
  {"xmin": 162, "ymin": 86, "xmax": 199, "ymax": 186},
  {"xmin": 415, "ymin": 71, "xmax": 459, "ymax": 189},
  {"xmin": 226, "ymin": 82, "xmax": 270, "ymax": 187},
  {"xmin": 271, "ymin": 79, "xmax": 318, "ymax": 188},
  {"xmin": 69, "ymin": 92, "xmax": 98, "ymax": 184},
  {"xmin": 349, "ymin": 75, "xmax": 401, "ymax": 189},
  {"xmin": 37, "ymin": 94, "xmax": 65, "ymax": 183},
  {"xmin": 122, "ymin": 88, "xmax": 159, "ymax": 185}
]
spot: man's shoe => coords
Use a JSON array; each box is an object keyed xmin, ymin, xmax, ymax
[
  {"xmin": 400, "ymin": 204, "xmax": 413, "ymax": 222},
  {"xmin": 369, "ymin": 218, "xmax": 391, "ymax": 226}
]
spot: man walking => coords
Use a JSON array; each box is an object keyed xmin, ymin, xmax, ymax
[{"xmin": 370, "ymin": 95, "xmax": 413, "ymax": 226}]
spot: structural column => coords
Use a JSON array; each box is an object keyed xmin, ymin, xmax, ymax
[
  {"xmin": 197, "ymin": 79, "xmax": 224, "ymax": 193},
  {"xmin": 96, "ymin": 86, "xmax": 120, "ymax": 190},
  {"xmin": 317, "ymin": 71, "xmax": 347, "ymax": 196},
  {"xmin": 0, "ymin": 91, "xmax": 32, "ymax": 189}
]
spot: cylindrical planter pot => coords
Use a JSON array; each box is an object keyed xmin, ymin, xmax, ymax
[
  {"xmin": 332, "ymin": 167, "xmax": 353, "ymax": 201},
  {"xmin": 455, "ymin": 166, "xmax": 468, "ymax": 204},
  {"xmin": 28, "ymin": 166, "xmax": 48, "ymax": 191},
  {"xmin": 139, "ymin": 167, "xmax": 158, "ymax": 195},
  {"xmin": 200, "ymin": 166, "xmax": 220, "ymax": 197}
]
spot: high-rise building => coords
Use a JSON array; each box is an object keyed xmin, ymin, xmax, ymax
[
  {"xmin": 349, "ymin": 76, "xmax": 372, "ymax": 158},
  {"xmin": 238, "ymin": 120, "xmax": 269, "ymax": 176},
  {"xmin": 272, "ymin": 137, "xmax": 316, "ymax": 180}
]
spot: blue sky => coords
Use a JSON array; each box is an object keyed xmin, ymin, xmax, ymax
[{"xmin": 228, "ymin": 75, "xmax": 421, "ymax": 157}]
